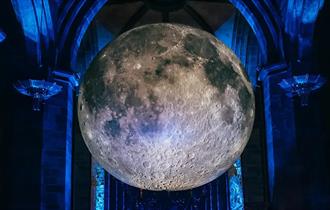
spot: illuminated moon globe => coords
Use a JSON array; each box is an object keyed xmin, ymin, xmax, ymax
[{"xmin": 78, "ymin": 23, "xmax": 255, "ymax": 191}]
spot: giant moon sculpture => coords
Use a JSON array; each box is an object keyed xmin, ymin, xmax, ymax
[{"xmin": 78, "ymin": 23, "xmax": 255, "ymax": 191}]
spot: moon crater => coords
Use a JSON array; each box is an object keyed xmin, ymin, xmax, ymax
[{"xmin": 78, "ymin": 23, "xmax": 255, "ymax": 191}]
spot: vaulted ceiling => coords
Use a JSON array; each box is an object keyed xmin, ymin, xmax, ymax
[
  {"xmin": 2, "ymin": 0, "xmax": 284, "ymax": 73},
  {"xmin": 0, "ymin": 0, "xmax": 325, "ymax": 78}
]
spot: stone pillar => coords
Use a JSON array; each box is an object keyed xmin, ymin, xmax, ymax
[
  {"xmin": 40, "ymin": 71, "xmax": 78, "ymax": 210},
  {"xmin": 258, "ymin": 63, "xmax": 302, "ymax": 208}
]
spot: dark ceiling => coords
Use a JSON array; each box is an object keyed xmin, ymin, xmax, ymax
[{"xmin": 96, "ymin": 1, "xmax": 235, "ymax": 36}]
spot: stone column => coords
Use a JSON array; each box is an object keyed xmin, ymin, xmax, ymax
[
  {"xmin": 40, "ymin": 71, "xmax": 78, "ymax": 210},
  {"xmin": 258, "ymin": 63, "xmax": 302, "ymax": 208}
]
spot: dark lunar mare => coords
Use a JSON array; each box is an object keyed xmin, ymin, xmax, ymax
[{"xmin": 78, "ymin": 23, "xmax": 255, "ymax": 191}]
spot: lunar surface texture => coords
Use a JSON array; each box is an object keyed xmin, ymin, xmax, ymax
[{"xmin": 78, "ymin": 23, "xmax": 255, "ymax": 191}]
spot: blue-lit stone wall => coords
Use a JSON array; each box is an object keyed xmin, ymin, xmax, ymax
[
  {"xmin": 10, "ymin": 0, "xmax": 54, "ymax": 66},
  {"xmin": 74, "ymin": 19, "xmax": 113, "ymax": 73},
  {"xmin": 275, "ymin": 0, "xmax": 325, "ymax": 79},
  {"xmin": 41, "ymin": 80, "xmax": 73, "ymax": 210},
  {"xmin": 71, "ymin": 0, "xmax": 108, "ymax": 71}
]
